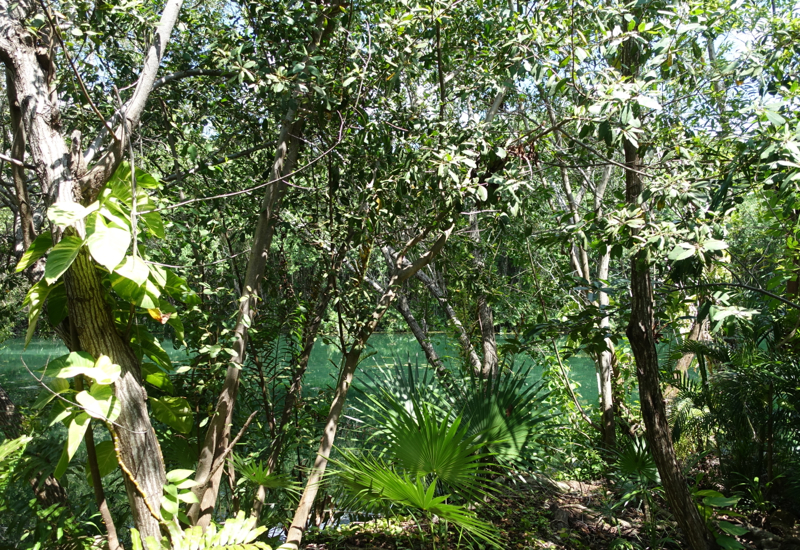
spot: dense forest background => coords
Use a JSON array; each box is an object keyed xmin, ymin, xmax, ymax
[{"xmin": 1, "ymin": 0, "xmax": 800, "ymax": 548}]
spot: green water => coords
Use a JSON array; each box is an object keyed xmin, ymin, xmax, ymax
[{"xmin": 0, "ymin": 334, "xmax": 601, "ymax": 406}]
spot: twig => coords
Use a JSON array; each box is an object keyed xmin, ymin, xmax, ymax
[{"xmin": 0, "ymin": 152, "xmax": 35, "ymax": 169}]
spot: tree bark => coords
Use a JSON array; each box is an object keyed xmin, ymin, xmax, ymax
[
  {"xmin": 189, "ymin": 119, "xmax": 301, "ymax": 527},
  {"xmin": 407, "ymin": 260, "xmax": 482, "ymax": 373},
  {"xmin": 282, "ymin": 225, "xmax": 453, "ymax": 549},
  {"xmin": 623, "ymin": 139, "xmax": 714, "ymax": 550},
  {"xmin": 66, "ymin": 249, "xmax": 166, "ymax": 539},
  {"xmin": 0, "ymin": 0, "xmax": 182, "ymax": 538},
  {"xmin": 468, "ymin": 214, "xmax": 498, "ymax": 378},
  {"xmin": 364, "ymin": 252, "xmax": 444, "ymax": 376}
]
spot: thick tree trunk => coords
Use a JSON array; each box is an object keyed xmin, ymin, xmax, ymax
[
  {"xmin": 1, "ymin": 1, "xmax": 181, "ymax": 536},
  {"xmin": 282, "ymin": 226, "xmax": 453, "ymax": 549},
  {"xmin": 66, "ymin": 250, "xmax": 166, "ymax": 539},
  {"xmin": 623, "ymin": 139, "xmax": 714, "ymax": 550}
]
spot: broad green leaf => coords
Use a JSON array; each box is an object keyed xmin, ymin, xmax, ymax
[
  {"xmin": 151, "ymin": 396, "xmax": 193, "ymax": 434},
  {"xmin": 704, "ymin": 495, "xmax": 740, "ymax": 507},
  {"xmin": 110, "ymin": 272, "xmax": 160, "ymax": 308},
  {"xmin": 48, "ymin": 203, "xmax": 93, "ymax": 228},
  {"xmin": 46, "ymin": 282, "xmax": 69, "ymax": 327},
  {"xmin": 636, "ymin": 95, "xmax": 662, "ymax": 110},
  {"xmin": 718, "ymin": 521, "xmax": 748, "ymax": 537},
  {"xmin": 668, "ymin": 243, "xmax": 695, "ymax": 261},
  {"xmin": 715, "ymin": 535, "xmax": 745, "ymax": 549},
  {"xmin": 136, "ymin": 172, "xmax": 160, "ymax": 189},
  {"xmin": 702, "ymin": 239, "xmax": 728, "ymax": 251},
  {"xmin": 166, "ymin": 469, "xmax": 194, "ymax": 483},
  {"xmin": 91, "ymin": 355, "xmax": 122, "ymax": 385},
  {"xmin": 115, "ymin": 255, "xmax": 149, "ymax": 285},
  {"xmin": 86, "ymin": 440, "xmax": 118, "ymax": 487},
  {"xmin": 764, "ymin": 109, "xmax": 786, "ymax": 127},
  {"xmin": 76, "ymin": 383, "xmax": 119, "ymax": 421},
  {"xmin": 86, "ymin": 218, "xmax": 130, "ymax": 271},
  {"xmin": 16, "ymin": 231, "xmax": 52, "ymax": 272},
  {"xmin": 140, "ymin": 211, "xmax": 165, "ymax": 239},
  {"xmin": 52, "ymin": 351, "xmax": 99, "ymax": 379},
  {"xmin": 165, "ymin": 271, "xmax": 200, "ymax": 306},
  {"xmin": 131, "ymin": 328, "xmax": 172, "ymax": 371},
  {"xmin": 161, "ymin": 494, "xmax": 180, "ymax": 516},
  {"xmin": 44, "ymin": 235, "xmax": 84, "ymax": 284},
  {"xmin": 54, "ymin": 412, "xmax": 90, "ymax": 479},
  {"xmin": 178, "ymin": 492, "xmax": 199, "ymax": 503},
  {"xmin": 145, "ymin": 371, "xmax": 174, "ymax": 395},
  {"xmin": 31, "ymin": 378, "xmax": 70, "ymax": 410},
  {"xmin": 23, "ymin": 280, "xmax": 53, "ymax": 346}
]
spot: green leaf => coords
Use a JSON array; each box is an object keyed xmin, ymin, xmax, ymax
[
  {"xmin": 86, "ymin": 218, "xmax": 130, "ymax": 271},
  {"xmin": 166, "ymin": 469, "xmax": 194, "ymax": 483},
  {"xmin": 702, "ymin": 239, "xmax": 728, "ymax": 251},
  {"xmin": 165, "ymin": 271, "xmax": 200, "ymax": 306},
  {"xmin": 93, "ymin": 440, "xmax": 118, "ymax": 477},
  {"xmin": 136, "ymin": 172, "xmax": 160, "ymax": 189},
  {"xmin": 718, "ymin": 520, "xmax": 748, "ymax": 537},
  {"xmin": 23, "ymin": 280, "xmax": 54, "ymax": 347},
  {"xmin": 90, "ymin": 355, "xmax": 122, "ymax": 385},
  {"xmin": 668, "ymin": 243, "xmax": 695, "ymax": 261},
  {"xmin": 16, "ymin": 231, "xmax": 53, "ymax": 272},
  {"xmin": 704, "ymin": 495, "xmax": 740, "ymax": 507},
  {"xmin": 115, "ymin": 256, "xmax": 149, "ymax": 285},
  {"xmin": 144, "ymin": 370, "xmax": 174, "ymax": 395},
  {"xmin": 55, "ymin": 413, "xmax": 91, "ymax": 479},
  {"xmin": 32, "ymin": 378, "xmax": 70, "ymax": 410},
  {"xmin": 636, "ymin": 95, "xmax": 662, "ymax": 110},
  {"xmin": 140, "ymin": 211, "xmax": 165, "ymax": 239},
  {"xmin": 44, "ymin": 235, "xmax": 85, "ymax": 284},
  {"xmin": 48, "ymin": 203, "xmax": 94, "ymax": 229},
  {"xmin": 53, "ymin": 352, "xmax": 121, "ymax": 385},
  {"xmin": 151, "ymin": 396, "xmax": 193, "ymax": 434},
  {"xmin": 715, "ymin": 535, "xmax": 745, "ymax": 549},
  {"xmin": 764, "ymin": 109, "xmax": 786, "ymax": 127},
  {"xmin": 76, "ymin": 384, "xmax": 119, "ymax": 421},
  {"xmin": 46, "ymin": 282, "xmax": 69, "ymax": 326}
]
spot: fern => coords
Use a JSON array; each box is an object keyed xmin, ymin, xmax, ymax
[{"xmin": 130, "ymin": 512, "xmax": 272, "ymax": 550}]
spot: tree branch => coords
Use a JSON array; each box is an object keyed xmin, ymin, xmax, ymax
[{"xmin": 78, "ymin": 0, "xmax": 184, "ymax": 200}]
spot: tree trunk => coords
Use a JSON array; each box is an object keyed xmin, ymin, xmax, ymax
[
  {"xmin": 66, "ymin": 249, "xmax": 166, "ymax": 539},
  {"xmin": 623, "ymin": 139, "xmax": 714, "ymax": 550},
  {"xmin": 251, "ymin": 273, "xmax": 335, "ymax": 519},
  {"xmin": 468, "ymin": 214, "xmax": 498, "ymax": 378},
  {"xmin": 189, "ymin": 119, "xmax": 301, "ymax": 527}
]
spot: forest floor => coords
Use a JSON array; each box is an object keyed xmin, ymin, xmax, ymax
[{"xmin": 302, "ymin": 475, "xmax": 800, "ymax": 550}]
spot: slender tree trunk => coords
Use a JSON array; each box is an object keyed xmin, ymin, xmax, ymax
[
  {"xmin": 624, "ymin": 139, "xmax": 714, "ymax": 550},
  {"xmin": 282, "ymin": 226, "xmax": 453, "ymax": 549},
  {"xmin": 468, "ymin": 214, "xmax": 498, "ymax": 378},
  {"xmin": 364, "ymin": 256, "xmax": 444, "ymax": 376},
  {"xmin": 402, "ymin": 257, "xmax": 481, "ymax": 372},
  {"xmin": 6, "ymin": 72, "xmax": 35, "ymax": 255},
  {"xmin": 597, "ymin": 252, "xmax": 616, "ymax": 449},
  {"xmin": 189, "ymin": 119, "xmax": 301, "ymax": 526},
  {"xmin": 251, "ymin": 273, "xmax": 335, "ymax": 519}
]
